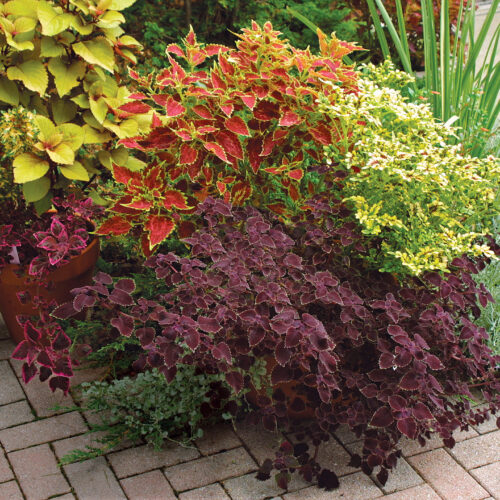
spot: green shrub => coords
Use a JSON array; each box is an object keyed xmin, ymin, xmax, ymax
[
  {"xmin": 323, "ymin": 60, "xmax": 499, "ymax": 276},
  {"xmin": 59, "ymin": 366, "xmax": 235, "ymax": 463}
]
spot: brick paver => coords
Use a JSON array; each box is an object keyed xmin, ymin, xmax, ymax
[
  {"xmin": 470, "ymin": 462, "xmax": 500, "ymax": 498},
  {"xmin": 20, "ymin": 377, "xmax": 74, "ymax": 418},
  {"xmin": 448, "ymin": 431, "xmax": 500, "ymax": 469},
  {"xmin": 64, "ymin": 456, "xmax": 126, "ymax": 500},
  {"xmin": 408, "ymin": 448, "xmax": 488, "ymax": 500},
  {"xmin": 0, "ymin": 401, "xmax": 34, "ymax": 430},
  {"xmin": 283, "ymin": 472, "xmax": 383, "ymax": 500},
  {"xmin": 0, "ymin": 480, "xmax": 24, "ymax": 499},
  {"xmin": 381, "ymin": 484, "xmax": 441, "ymax": 499},
  {"xmin": 0, "ymin": 361, "xmax": 25, "ymax": 406},
  {"xmin": 108, "ymin": 442, "xmax": 200, "ymax": 478},
  {"xmin": 0, "ymin": 448, "xmax": 14, "ymax": 483},
  {"xmin": 235, "ymin": 421, "xmax": 281, "ymax": 465},
  {"xmin": 164, "ymin": 447, "xmax": 256, "ymax": 491},
  {"xmin": 8, "ymin": 444, "xmax": 70, "ymax": 500},
  {"xmin": 120, "ymin": 470, "xmax": 177, "ymax": 500},
  {"xmin": 195, "ymin": 423, "xmax": 241, "ymax": 455},
  {"xmin": 0, "ymin": 411, "xmax": 87, "ymax": 452},
  {"xmin": 179, "ymin": 483, "xmax": 231, "ymax": 500}
]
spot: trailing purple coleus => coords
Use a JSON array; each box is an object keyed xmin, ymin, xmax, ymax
[
  {"xmin": 12, "ymin": 296, "xmax": 73, "ymax": 393},
  {"xmin": 53, "ymin": 197, "xmax": 500, "ymax": 490}
]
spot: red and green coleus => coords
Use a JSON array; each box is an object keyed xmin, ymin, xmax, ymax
[{"xmin": 97, "ymin": 22, "xmax": 362, "ymax": 253}]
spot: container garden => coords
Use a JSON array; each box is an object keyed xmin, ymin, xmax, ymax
[{"xmin": 0, "ymin": 236, "xmax": 99, "ymax": 344}]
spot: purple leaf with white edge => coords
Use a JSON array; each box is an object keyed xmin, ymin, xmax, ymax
[
  {"xmin": 115, "ymin": 278, "xmax": 136, "ymax": 293},
  {"xmin": 198, "ymin": 316, "xmax": 221, "ymax": 333},
  {"xmin": 213, "ymin": 341, "xmax": 232, "ymax": 364},
  {"xmin": 52, "ymin": 301, "xmax": 78, "ymax": 319},
  {"xmin": 370, "ymin": 406, "xmax": 394, "ymax": 427},
  {"xmin": 111, "ymin": 313, "xmax": 135, "ymax": 336},
  {"xmin": 109, "ymin": 288, "xmax": 134, "ymax": 306}
]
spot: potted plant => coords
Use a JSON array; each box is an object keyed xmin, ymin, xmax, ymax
[{"xmin": 0, "ymin": 0, "xmax": 143, "ymax": 342}]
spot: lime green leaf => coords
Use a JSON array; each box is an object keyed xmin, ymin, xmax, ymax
[
  {"xmin": 97, "ymin": 150, "xmax": 112, "ymax": 168},
  {"xmin": 40, "ymin": 36, "xmax": 65, "ymax": 57},
  {"xmin": 70, "ymin": 15, "xmax": 93, "ymax": 35},
  {"xmin": 7, "ymin": 61, "xmax": 48, "ymax": 95},
  {"xmin": 119, "ymin": 35, "xmax": 142, "ymax": 47},
  {"xmin": 34, "ymin": 116, "xmax": 56, "ymax": 142},
  {"xmin": 37, "ymin": 1, "xmax": 73, "ymax": 35},
  {"xmin": 58, "ymin": 123, "xmax": 85, "ymax": 150},
  {"xmin": 14, "ymin": 16, "xmax": 36, "ymax": 33},
  {"xmin": 103, "ymin": 118, "xmax": 137, "ymax": 138},
  {"xmin": 13, "ymin": 153, "xmax": 50, "ymax": 183},
  {"xmin": 48, "ymin": 58, "xmax": 86, "ymax": 97},
  {"xmin": 90, "ymin": 96, "xmax": 108, "ymax": 124},
  {"xmin": 59, "ymin": 161, "xmax": 89, "ymax": 181},
  {"xmin": 71, "ymin": 94, "xmax": 90, "ymax": 109},
  {"xmin": 52, "ymin": 99, "xmax": 77, "ymax": 124},
  {"xmin": 47, "ymin": 143, "xmax": 74, "ymax": 164},
  {"xmin": 0, "ymin": 77, "xmax": 19, "ymax": 106},
  {"xmin": 5, "ymin": 0, "xmax": 38, "ymax": 18},
  {"xmin": 125, "ymin": 155, "xmax": 146, "ymax": 171},
  {"xmin": 22, "ymin": 177, "xmax": 51, "ymax": 202},
  {"xmin": 96, "ymin": 10, "xmax": 125, "ymax": 28},
  {"xmin": 111, "ymin": 147, "xmax": 128, "ymax": 165},
  {"xmin": 82, "ymin": 124, "xmax": 112, "ymax": 144},
  {"xmin": 73, "ymin": 38, "xmax": 115, "ymax": 72}
]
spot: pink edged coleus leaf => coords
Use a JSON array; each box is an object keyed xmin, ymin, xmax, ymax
[
  {"xmin": 212, "ymin": 341, "xmax": 232, "ymax": 364},
  {"xmin": 22, "ymin": 362, "xmax": 38, "ymax": 384},
  {"xmin": 225, "ymin": 116, "xmax": 250, "ymax": 136},
  {"xmin": 48, "ymin": 248, "xmax": 68, "ymax": 266},
  {"xmin": 111, "ymin": 312, "xmax": 135, "ymax": 337},
  {"xmin": 24, "ymin": 321, "xmax": 42, "ymax": 342},
  {"xmin": 11, "ymin": 340, "xmax": 29, "ymax": 360},
  {"xmin": 145, "ymin": 215, "xmax": 175, "ymax": 248},
  {"xmin": 370, "ymin": 406, "xmax": 394, "ymax": 427},
  {"xmin": 52, "ymin": 330, "xmax": 72, "ymax": 351},
  {"xmin": 37, "ymin": 236, "xmax": 58, "ymax": 251},
  {"xmin": 54, "ymin": 357, "xmax": 73, "ymax": 377},
  {"xmin": 50, "ymin": 218, "xmax": 67, "ymax": 239},
  {"xmin": 49, "ymin": 375, "xmax": 70, "ymax": 394},
  {"xmin": 36, "ymin": 350, "xmax": 53, "ymax": 368}
]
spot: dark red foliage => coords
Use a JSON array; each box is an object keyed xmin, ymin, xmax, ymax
[{"xmin": 54, "ymin": 198, "xmax": 500, "ymax": 488}]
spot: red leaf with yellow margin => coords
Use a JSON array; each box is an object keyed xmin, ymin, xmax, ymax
[
  {"xmin": 119, "ymin": 102, "xmax": 151, "ymax": 114},
  {"xmin": 163, "ymin": 190, "xmax": 189, "ymax": 210},
  {"xmin": 240, "ymin": 94, "xmax": 256, "ymax": 110},
  {"xmin": 225, "ymin": 116, "xmax": 250, "ymax": 136},
  {"xmin": 166, "ymin": 44, "xmax": 185, "ymax": 58},
  {"xmin": 179, "ymin": 144, "xmax": 198, "ymax": 164},
  {"xmin": 165, "ymin": 97, "xmax": 186, "ymax": 117},
  {"xmin": 287, "ymin": 169, "xmax": 303, "ymax": 181},
  {"xmin": 267, "ymin": 203, "xmax": 287, "ymax": 215},
  {"xmin": 231, "ymin": 181, "xmax": 252, "ymax": 205},
  {"xmin": 279, "ymin": 110, "xmax": 301, "ymax": 127},
  {"xmin": 96, "ymin": 216, "xmax": 132, "ymax": 236},
  {"xmin": 216, "ymin": 131, "xmax": 243, "ymax": 160},
  {"xmin": 146, "ymin": 215, "xmax": 175, "ymax": 248},
  {"xmin": 204, "ymin": 142, "xmax": 229, "ymax": 163},
  {"xmin": 192, "ymin": 105, "xmax": 213, "ymax": 119}
]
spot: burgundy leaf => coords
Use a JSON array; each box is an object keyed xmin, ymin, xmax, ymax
[
  {"xmin": 412, "ymin": 402, "xmax": 433, "ymax": 420},
  {"xmin": 399, "ymin": 372, "xmax": 420, "ymax": 390},
  {"xmin": 271, "ymin": 365, "xmax": 293, "ymax": 385},
  {"xmin": 388, "ymin": 395, "xmax": 407, "ymax": 411},
  {"xmin": 397, "ymin": 417, "xmax": 417, "ymax": 439},
  {"xmin": 370, "ymin": 406, "xmax": 394, "ymax": 427},
  {"xmin": 213, "ymin": 341, "xmax": 232, "ymax": 364},
  {"xmin": 226, "ymin": 371, "xmax": 243, "ymax": 393},
  {"xmin": 109, "ymin": 288, "xmax": 134, "ymax": 306},
  {"xmin": 275, "ymin": 342, "xmax": 291, "ymax": 366},
  {"xmin": 198, "ymin": 316, "xmax": 222, "ymax": 333},
  {"xmin": 115, "ymin": 278, "xmax": 136, "ymax": 293},
  {"xmin": 111, "ymin": 313, "xmax": 135, "ymax": 337},
  {"xmin": 52, "ymin": 301, "xmax": 78, "ymax": 319},
  {"xmin": 49, "ymin": 376, "xmax": 70, "ymax": 394},
  {"xmin": 136, "ymin": 327, "xmax": 155, "ymax": 347}
]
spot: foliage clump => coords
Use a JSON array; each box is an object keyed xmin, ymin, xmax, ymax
[{"xmin": 324, "ymin": 61, "xmax": 499, "ymax": 275}]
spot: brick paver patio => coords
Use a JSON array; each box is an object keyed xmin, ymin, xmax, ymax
[{"xmin": 0, "ymin": 324, "xmax": 499, "ymax": 500}]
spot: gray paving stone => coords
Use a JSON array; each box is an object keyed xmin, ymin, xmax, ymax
[
  {"xmin": 0, "ymin": 361, "xmax": 24, "ymax": 406},
  {"xmin": 0, "ymin": 401, "xmax": 34, "ymax": 430}
]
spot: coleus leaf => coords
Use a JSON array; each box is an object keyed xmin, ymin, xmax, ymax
[
  {"xmin": 119, "ymin": 101, "xmax": 151, "ymax": 114},
  {"xmin": 164, "ymin": 190, "xmax": 189, "ymax": 210},
  {"xmin": 110, "ymin": 313, "xmax": 135, "ymax": 337},
  {"xmin": 96, "ymin": 216, "xmax": 132, "ymax": 236},
  {"xmin": 165, "ymin": 97, "xmax": 186, "ymax": 117},
  {"xmin": 204, "ymin": 142, "xmax": 229, "ymax": 163},
  {"xmin": 198, "ymin": 316, "xmax": 222, "ymax": 333},
  {"xmin": 213, "ymin": 341, "xmax": 232, "ymax": 364},
  {"xmin": 225, "ymin": 116, "xmax": 250, "ymax": 136},
  {"xmin": 370, "ymin": 406, "xmax": 394, "ymax": 427},
  {"xmin": 145, "ymin": 215, "xmax": 175, "ymax": 248}
]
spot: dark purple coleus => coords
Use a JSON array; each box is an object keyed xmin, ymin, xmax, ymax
[{"xmin": 52, "ymin": 197, "xmax": 500, "ymax": 489}]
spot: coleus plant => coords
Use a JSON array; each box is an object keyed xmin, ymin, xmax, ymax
[
  {"xmin": 0, "ymin": 0, "xmax": 144, "ymax": 212},
  {"xmin": 0, "ymin": 196, "xmax": 102, "ymax": 277},
  {"xmin": 55, "ymin": 198, "xmax": 499, "ymax": 489},
  {"xmin": 96, "ymin": 22, "xmax": 362, "ymax": 252}
]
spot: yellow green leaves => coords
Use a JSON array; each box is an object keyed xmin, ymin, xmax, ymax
[
  {"xmin": 7, "ymin": 61, "xmax": 48, "ymax": 95},
  {"xmin": 0, "ymin": 78, "xmax": 19, "ymax": 106},
  {"xmin": 89, "ymin": 97, "xmax": 109, "ymax": 124},
  {"xmin": 48, "ymin": 58, "xmax": 86, "ymax": 97},
  {"xmin": 37, "ymin": 1, "xmax": 73, "ymax": 36},
  {"xmin": 59, "ymin": 161, "xmax": 89, "ymax": 181},
  {"xmin": 13, "ymin": 153, "xmax": 50, "ymax": 183},
  {"xmin": 22, "ymin": 177, "xmax": 51, "ymax": 202},
  {"xmin": 73, "ymin": 38, "xmax": 115, "ymax": 72}
]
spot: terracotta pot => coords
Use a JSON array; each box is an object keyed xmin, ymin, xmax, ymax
[{"xmin": 0, "ymin": 237, "xmax": 99, "ymax": 344}]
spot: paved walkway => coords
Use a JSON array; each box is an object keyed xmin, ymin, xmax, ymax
[{"xmin": 0, "ymin": 326, "xmax": 499, "ymax": 500}]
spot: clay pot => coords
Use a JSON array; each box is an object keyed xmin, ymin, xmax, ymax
[{"xmin": 0, "ymin": 237, "xmax": 99, "ymax": 344}]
